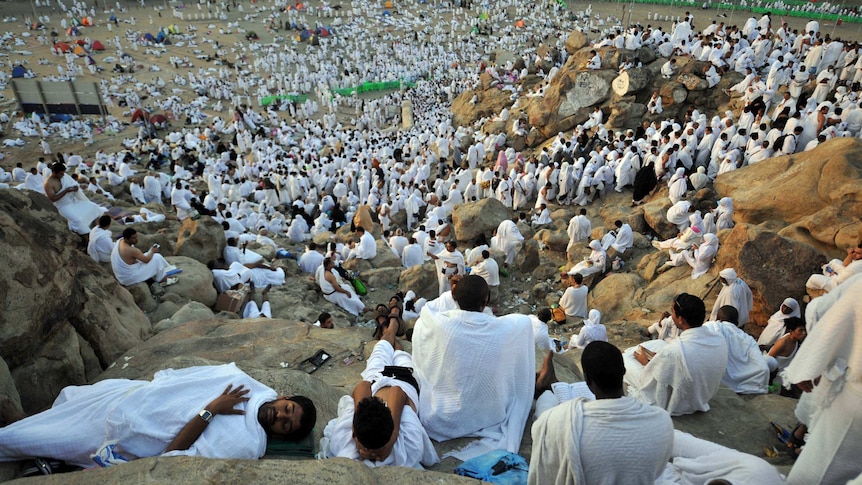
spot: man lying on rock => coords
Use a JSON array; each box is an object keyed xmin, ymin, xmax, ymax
[
  {"xmin": 320, "ymin": 305, "xmax": 440, "ymax": 469},
  {"xmin": 0, "ymin": 363, "xmax": 316, "ymax": 468}
]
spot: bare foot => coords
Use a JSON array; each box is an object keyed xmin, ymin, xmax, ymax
[
  {"xmin": 535, "ymin": 351, "xmax": 558, "ymax": 399},
  {"xmin": 248, "ymin": 281, "xmax": 256, "ymax": 300},
  {"xmin": 261, "ymin": 284, "xmax": 272, "ymax": 298}
]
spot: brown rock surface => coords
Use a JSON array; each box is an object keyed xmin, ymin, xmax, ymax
[
  {"xmin": 452, "ymin": 198, "xmax": 512, "ymax": 242},
  {"xmin": 714, "ymin": 223, "xmax": 823, "ymax": 326},
  {"xmin": 564, "ymin": 30, "xmax": 587, "ymax": 55},
  {"xmin": 0, "ymin": 190, "xmax": 150, "ymax": 414},
  {"xmin": 4, "ymin": 456, "xmax": 478, "ymax": 485},
  {"xmin": 174, "ymin": 217, "xmax": 227, "ymax": 264},
  {"xmin": 714, "ymin": 138, "xmax": 862, "ymax": 258},
  {"xmin": 451, "ymin": 86, "xmax": 514, "ymax": 128}
]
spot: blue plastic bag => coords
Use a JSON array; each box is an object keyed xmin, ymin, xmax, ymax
[{"xmin": 454, "ymin": 450, "xmax": 529, "ymax": 485}]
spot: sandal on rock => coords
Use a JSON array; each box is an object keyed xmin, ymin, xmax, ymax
[
  {"xmin": 388, "ymin": 315, "xmax": 405, "ymax": 338},
  {"xmin": 372, "ymin": 314, "xmax": 388, "ymax": 340},
  {"xmin": 161, "ymin": 277, "xmax": 179, "ymax": 287}
]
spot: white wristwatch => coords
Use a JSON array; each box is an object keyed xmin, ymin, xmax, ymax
[{"xmin": 199, "ymin": 409, "xmax": 214, "ymax": 423}]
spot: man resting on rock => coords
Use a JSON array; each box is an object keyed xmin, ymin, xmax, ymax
[
  {"xmin": 111, "ymin": 227, "xmax": 174, "ymax": 287},
  {"xmin": 321, "ymin": 311, "xmax": 439, "ymax": 469},
  {"xmin": 0, "ymin": 363, "xmax": 317, "ymax": 468}
]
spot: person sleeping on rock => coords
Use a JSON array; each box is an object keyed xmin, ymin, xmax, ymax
[{"xmin": 0, "ymin": 364, "xmax": 316, "ymax": 468}]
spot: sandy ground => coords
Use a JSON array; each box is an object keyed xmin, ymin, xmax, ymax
[{"xmin": 2, "ymin": 0, "xmax": 862, "ymax": 172}]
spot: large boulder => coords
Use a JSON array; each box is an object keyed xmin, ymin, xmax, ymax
[
  {"xmin": 175, "ymin": 217, "xmax": 226, "ymax": 264},
  {"xmin": 361, "ymin": 267, "xmax": 402, "ymax": 291},
  {"xmin": 588, "ymin": 273, "xmax": 646, "ymax": 323},
  {"xmin": 398, "ymin": 262, "xmax": 438, "ymax": 301},
  {"xmin": 154, "ymin": 301, "xmax": 215, "ymax": 333},
  {"xmin": 564, "ymin": 30, "xmax": 587, "ymax": 55},
  {"xmin": 452, "ymin": 198, "xmax": 512, "ymax": 242},
  {"xmin": 611, "ymin": 67, "xmax": 651, "ymax": 96},
  {"xmin": 714, "ymin": 223, "xmax": 823, "ymax": 325},
  {"xmin": 0, "ymin": 190, "xmax": 150, "ymax": 413},
  {"xmin": 641, "ymin": 198, "xmax": 676, "ymax": 239},
  {"xmin": 525, "ymin": 68, "xmax": 617, "ymax": 137},
  {"xmin": 535, "ymin": 228, "xmax": 570, "ymax": 253},
  {"xmin": 371, "ymin": 240, "xmax": 402, "ymax": 268},
  {"xmin": 451, "ymin": 86, "xmax": 513, "ymax": 128},
  {"xmin": 714, "ymin": 138, "xmax": 862, "ymax": 257},
  {"xmin": 163, "ymin": 256, "xmax": 218, "ymax": 307},
  {"xmin": 514, "ymin": 239, "xmax": 540, "ymax": 273}
]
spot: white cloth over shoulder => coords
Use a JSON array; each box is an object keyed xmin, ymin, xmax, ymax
[
  {"xmin": 110, "ymin": 241, "xmax": 169, "ymax": 286},
  {"xmin": 782, "ymin": 277, "xmax": 862, "ymax": 485},
  {"xmin": 704, "ymin": 320, "xmax": 768, "ymax": 394},
  {"xmin": 655, "ymin": 430, "xmax": 785, "ymax": 485},
  {"xmin": 625, "ymin": 326, "xmax": 728, "ymax": 416},
  {"xmin": 528, "ymin": 396, "xmax": 673, "ymax": 485},
  {"xmin": 412, "ymin": 306, "xmax": 535, "ymax": 460},
  {"xmin": 0, "ymin": 363, "xmax": 275, "ymax": 468},
  {"xmin": 87, "ymin": 226, "xmax": 114, "ymax": 263},
  {"xmin": 54, "ymin": 174, "xmax": 103, "ymax": 235}
]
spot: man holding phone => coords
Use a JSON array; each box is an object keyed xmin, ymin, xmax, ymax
[{"xmin": 111, "ymin": 227, "xmax": 176, "ymax": 287}]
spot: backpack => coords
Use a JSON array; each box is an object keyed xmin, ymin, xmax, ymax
[{"xmin": 772, "ymin": 134, "xmax": 788, "ymax": 152}]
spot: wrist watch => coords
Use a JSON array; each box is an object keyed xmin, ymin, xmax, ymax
[{"xmin": 198, "ymin": 409, "xmax": 214, "ymax": 423}]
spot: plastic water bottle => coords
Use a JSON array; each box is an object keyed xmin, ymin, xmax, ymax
[{"xmin": 276, "ymin": 249, "xmax": 291, "ymax": 259}]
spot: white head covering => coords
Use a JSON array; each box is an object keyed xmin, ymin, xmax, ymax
[
  {"xmin": 772, "ymin": 297, "xmax": 800, "ymax": 322},
  {"xmin": 719, "ymin": 267, "xmax": 738, "ymax": 283},
  {"xmin": 584, "ymin": 309, "xmax": 601, "ymax": 326}
]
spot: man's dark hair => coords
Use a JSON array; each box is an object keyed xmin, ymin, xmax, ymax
[
  {"xmin": 98, "ymin": 215, "xmax": 112, "ymax": 228},
  {"xmin": 784, "ymin": 316, "xmax": 804, "ymax": 333},
  {"xmin": 614, "ymin": 220, "xmax": 623, "ymax": 228},
  {"xmin": 317, "ymin": 311, "xmax": 331, "ymax": 324},
  {"xmin": 353, "ymin": 397, "xmax": 394, "ymax": 450},
  {"xmin": 308, "ymin": 242, "xmax": 317, "ymax": 250},
  {"xmin": 282, "ymin": 396, "xmax": 316, "ymax": 442},
  {"xmin": 482, "ymin": 249, "xmax": 490, "ymax": 259},
  {"xmin": 716, "ymin": 305, "xmax": 739, "ymax": 325},
  {"xmin": 674, "ymin": 293, "xmax": 706, "ymax": 327},
  {"xmin": 453, "ymin": 275, "xmax": 489, "ymax": 311},
  {"xmin": 579, "ymin": 208, "xmax": 587, "ymax": 215},
  {"xmin": 356, "ymin": 226, "xmax": 365, "ymax": 234},
  {"xmin": 122, "ymin": 228, "xmax": 137, "ymax": 240},
  {"xmin": 537, "ymin": 307, "xmax": 552, "ymax": 323},
  {"xmin": 221, "ymin": 221, "xmax": 230, "ymax": 231},
  {"xmin": 572, "ymin": 273, "xmax": 584, "ymax": 285},
  {"xmin": 582, "ymin": 341, "xmax": 625, "ymax": 393},
  {"xmin": 51, "ymin": 162, "xmax": 66, "ymax": 173}
]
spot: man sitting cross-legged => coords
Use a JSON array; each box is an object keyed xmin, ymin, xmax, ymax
[
  {"xmin": 321, "ymin": 316, "xmax": 439, "ymax": 469},
  {"xmin": 412, "ymin": 275, "xmax": 535, "ymax": 460},
  {"xmin": 529, "ymin": 342, "xmax": 674, "ymax": 484}
]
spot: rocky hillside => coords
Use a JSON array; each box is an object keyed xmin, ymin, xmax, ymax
[{"xmin": 2, "ymin": 139, "xmax": 861, "ymax": 482}]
